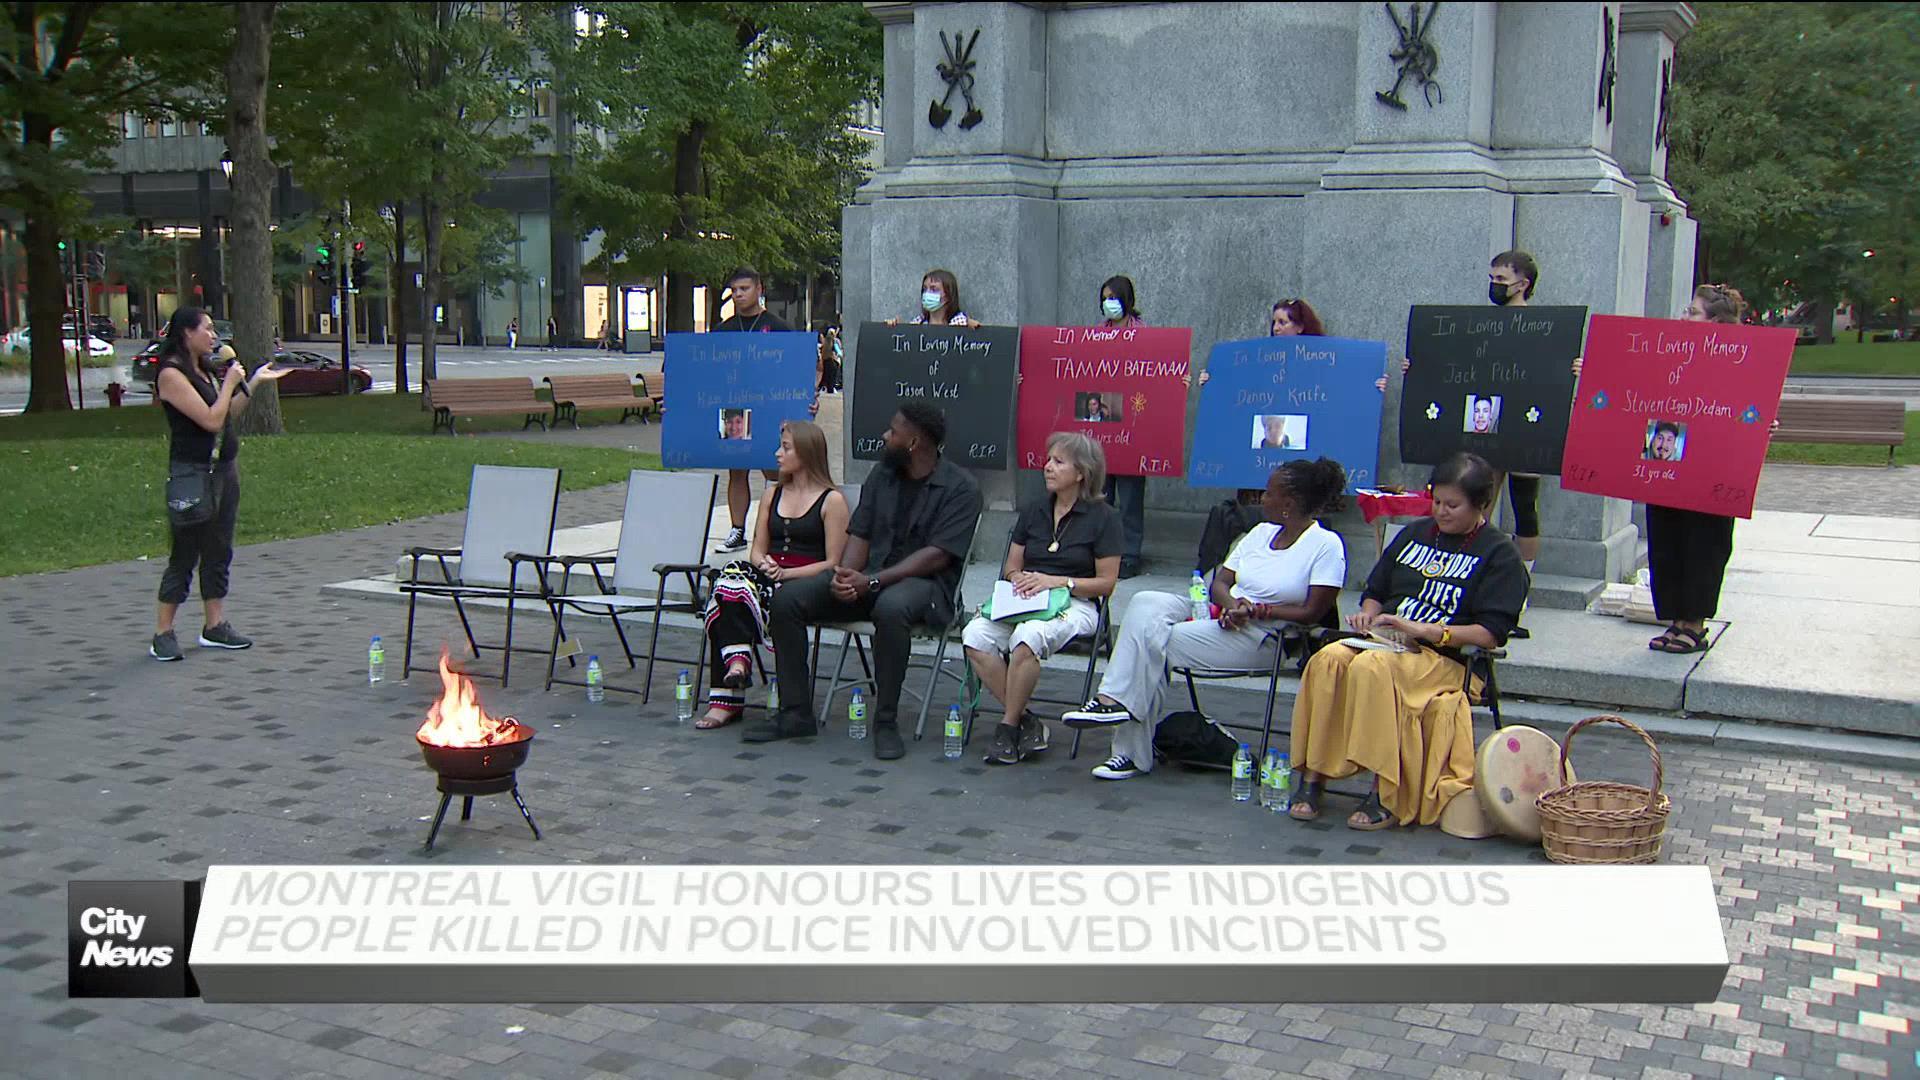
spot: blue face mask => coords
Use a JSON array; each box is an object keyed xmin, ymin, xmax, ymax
[
  {"xmin": 1102, "ymin": 298, "xmax": 1124, "ymax": 320},
  {"xmin": 921, "ymin": 290, "xmax": 943, "ymax": 312}
]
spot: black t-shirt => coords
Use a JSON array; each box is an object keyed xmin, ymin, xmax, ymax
[
  {"xmin": 1012, "ymin": 495, "xmax": 1124, "ymax": 578},
  {"xmin": 715, "ymin": 310, "xmax": 792, "ymax": 333},
  {"xmin": 850, "ymin": 457, "xmax": 984, "ymax": 606},
  {"xmin": 891, "ymin": 475, "xmax": 927, "ymax": 547},
  {"xmin": 1362, "ymin": 519, "xmax": 1529, "ymax": 645}
]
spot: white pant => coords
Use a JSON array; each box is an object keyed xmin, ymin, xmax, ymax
[
  {"xmin": 960, "ymin": 598, "xmax": 1100, "ymax": 661},
  {"xmin": 1098, "ymin": 592, "xmax": 1279, "ymax": 773}
]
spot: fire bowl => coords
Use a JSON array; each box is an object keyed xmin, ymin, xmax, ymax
[{"xmin": 417, "ymin": 729, "xmax": 534, "ymax": 782}]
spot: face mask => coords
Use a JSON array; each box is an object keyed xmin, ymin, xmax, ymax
[
  {"xmin": 921, "ymin": 290, "xmax": 943, "ymax": 312},
  {"xmin": 1488, "ymin": 281, "xmax": 1512, "ymax": 305},
  {"xmin": 1102, "ymin": 298, "xmax": 1124, "ymax": 320}
]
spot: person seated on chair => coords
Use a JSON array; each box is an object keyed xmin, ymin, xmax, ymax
[
  {"xmin": 962, "ymin": 433, "xmax": 1123, "ymax": 767},
  {"xmin": 697, "ymin": 421, "xmax": 848, "ymax": 730},
  {"xmin": 1061, "ymin": 458, "xmax": 1349, "ymax": 780},
  {"xmin": 1288, "ymin": 451, "xmax": 1529, "ymax": 831},
  {"xmin": 748, "ymin": 401, "xmax": 983, "ymax": 759}
]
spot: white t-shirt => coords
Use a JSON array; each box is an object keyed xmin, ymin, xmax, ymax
[{"xmin": 1223, "ymin": 522, "xmax": 1346, "ymax": 605}]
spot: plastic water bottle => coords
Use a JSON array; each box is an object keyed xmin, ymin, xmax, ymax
[
  {"xmin": 1258, "ymin": 749, "xmax": 1277, "ymax": 810},
  {"xmin": 1272, "ymin": 753, "xmax": 1293, "ymax": 814},
  {"xmin": 1230, "ymin": 743, "xmax": 1254, "ymax": 802},
  {"xmin": 848, "ymin": 689, "xmax": 868, "ymax": 741},
  {"xmin": 586, "ymin": 656, "xmax": 604, "ymax": 704},
  {"xmin": 674, "ymin": 670, "xmax": 693, "ymax": 724},
  {"xmin": 367, "ymin": 635, "xmax": 384, "ymax": 685},
  {"xmin": 767, "ymin": 676, "xmax": 780, "ymax": 715},
  {"xmin": 1189, "ymin": 571, "xmax": 1209, "ymax": 621},
  {"xmin": 943, "ymin": 705, "xmax": 964, "ymax": 759}
]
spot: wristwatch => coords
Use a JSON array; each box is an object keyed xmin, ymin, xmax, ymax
[{"xmin": 867, "ymin": 577, "xmax": 883, "ymax": 595}]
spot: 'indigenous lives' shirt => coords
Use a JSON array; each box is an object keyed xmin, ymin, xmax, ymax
[{"xmin": 1361, "ymin": 519, "xmax": 1529, "ymax": 645}]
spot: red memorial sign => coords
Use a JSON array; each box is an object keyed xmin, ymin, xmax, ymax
[
  {"xmin": 1016, "ymin": 325, "xmax": 1193, "ymax": 477},
  {"xmin": 1560, "ymin": 315, "xmax": 1795, "ymax": 518}
]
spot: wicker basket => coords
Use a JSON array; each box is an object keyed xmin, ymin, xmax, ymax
[{"xmin": 1535, "ymin": 714, "xmax": 1671, "ymax": 865}]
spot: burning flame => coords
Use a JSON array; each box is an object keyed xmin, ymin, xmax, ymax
[{"xmin": 416, "ymin": 651, "xmax": 528, "ymax": 747}]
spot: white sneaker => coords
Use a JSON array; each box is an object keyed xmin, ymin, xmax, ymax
[{"xmin": 1091, "ymin": 755, "xmax": 1139, "ymax": 780}]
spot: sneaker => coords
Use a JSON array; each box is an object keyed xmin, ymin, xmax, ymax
[
  {"xmin": 197, "ymin": 622, "xmax": 253, "ymax": 650},
  {"xmin": 741, "ymin": 709, "xmax": 814, "ymax": 743},
  {"xmin": 983, "ymin": 722, "xmax": 1025, "ymax": 765},
  {"xmin": 716, "ymin": 527, "xmax": 749, "ymax": 552},
  {"xmin": 1062, "ymin": 698, "xmax": 1131, "ymax": 728},
  {"xmin": 1091, "ymin": 755, "xmax": 1140, "ymax": 780},
  {"xmin": 1017, "ymin": 712, "xmax": 1050, "ymax": 754},
  {"xmin": 149, "ymin": 631, "xmax": 184, "ymax": 662},
  {"xmin": 872, "ymin": 720, "xmax": 905, "ymax": 761}
]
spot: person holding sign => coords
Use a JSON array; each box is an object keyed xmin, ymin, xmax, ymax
[
  {"xmin": 696, "ymin": 422, "xmax": 849, "ymax": 729},
  {"xmin": 1644, "ymin": 285, "xmax": 1759, "ymax": 655},
  {"xmin": 712, "ymin": 266, "xmax": 799, "ymax": 553},
  {"xmin": 1098, "ymin": 275, "xmax": 1149, "ymax": 577},
  {"xmin": 961, "ymin": 433, "xmax": 1123, "ymax": 765},
  {"xmin": 751, "ymin": 402, "xmax": 984, "ymax": 759},
  {"xmin": 1288, "ymin": 453, "xmax": 1529, "ymax": 830},
  {"xmin": 1062, "ymin": 459, "xmax": 1349, "ymax": 780},
  {"xmin": 912, "ymin": 269, "xmax": 970, "ymax": 327}
]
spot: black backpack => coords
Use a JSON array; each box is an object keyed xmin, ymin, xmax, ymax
[
  {"xmin": 1152, "ymin": 711, "xmax": 1241, "ymax": 769},
  {"xmin": 1195, "ymin": 497, "xmax": 1261, "ymax": 575}
]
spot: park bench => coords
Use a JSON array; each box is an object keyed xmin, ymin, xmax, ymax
[
  {"xmin": 635, "ymin": 371, "xmax": 666, "ymax": 422},
  {"xmin": 544, "ymin": 373, "xmax": 652, "ymax": 428},
  {"xmin": 1773, "ymin": 395, "xmax": 1906, "ymax": 465},
  {"xmin": 424, "ymin": 377, "xmax": 548, "ymax": 435}
]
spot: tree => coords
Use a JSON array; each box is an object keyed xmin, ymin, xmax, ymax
[
  {"xmin": 1669, "ymin": 3, "xmax": 1920, "ymax": 339},
  {"xmin": 1, "ymin": 3, "xmax": 212, "ymax": 411},
  {"xmin": 546, "ymin": 3, "xmax": 881, "ymax": 332},
  {"xmin": 226, "ymin": 1, "xmax": 283, "ymax": 437}
]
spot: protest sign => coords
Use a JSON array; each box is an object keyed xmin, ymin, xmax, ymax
[
  {"xmin": 1561, "ymin": 315, "xmax": 1794, "ymax": 518},
  {"xmin": 851, "ymin": 323, "xmax": 1019, "ymax": 469},
  {"xmin": 1188, "ymin": 334, "xmax": 1386, "ymax": 490},
  {"xmin": 1017, "ymin": 325, "xmax": 1193, "ymax": 477},
  {"xmin": 1399, "ymin": 305, "xmax": 1587, "ymax": 474},
  {"xmin": 661, "ymin": 332, "xmax": 817, "ymax": 469}
]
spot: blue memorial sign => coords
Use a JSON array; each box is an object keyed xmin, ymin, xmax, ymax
[
  {"xmin": 661, "ymin": 331, "xmax": 817, "ymax": 469},
  {"xmin": 1187, "ymin": 334, "xmax": 1387, "ymax": 491}
]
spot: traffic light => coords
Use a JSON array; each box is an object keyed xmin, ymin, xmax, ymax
[
  {"xmin": 315, "ymin": 240, "xmax": 333, "ymax": 287},
  {"xmin": 350, "ymin": 241, "xmax": 369, "ymax": 291}
]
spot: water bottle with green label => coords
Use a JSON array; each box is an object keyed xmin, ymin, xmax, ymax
[
  {"xmin": 367, "ymin": 635, "xmax": 385, "ymax": 685},
  {"xmin": 943, "ymin": 705, "xmax": 964, "ymax": 759},
  {"xmin": 1189, "ymin": 572, "xmax": 1209, "ymax": 621},
  {"xmin": 1230, "ymin": 743, "xmax": 1253, "ymax": 802},
  {"xmin": 674, "ymin": 670, "xmax": 693, "ymax": 724},
  {"xmin": 1271, "ymin": 753, "xmax": 1293, "ymax": 813},
  {"xmin": 767, "ymin": 676, "xmax": 780, "ymax": 715},
  {"xmin": 1258, "ymin": 749, "xmax": 1277, "ymax": 810},
  {"xmin": 586, "ymin": 656, "xmax": 604, "ymax": 704},
  {"xmin": 848, "ymin": 689, "xmax": 868, "ymax": 740}
]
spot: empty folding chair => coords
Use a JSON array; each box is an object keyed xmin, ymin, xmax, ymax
[{"xmin": 401, "ymin": 465, "xmax": 562, "ymax": 686}]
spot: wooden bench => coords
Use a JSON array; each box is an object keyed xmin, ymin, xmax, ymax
[
  {"xmin": 1774, "ymin": 395, "xmax": 1906, "ymax": 464},
  {"xmin": 635, "ymin": 371, "xmax": 665, "ymax": 422},
  {"xmin": 544, "ymin": 373, "xmax": 652, "ymax": 428},
  {"xmin": 424, "ymin": 377, "xmax": 547, "ymax": 435}
]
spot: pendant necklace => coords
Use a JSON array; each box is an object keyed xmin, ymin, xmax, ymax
[{"xmin": 1047, "ymin": 512, "xmax": 1068, "ymax": 552}]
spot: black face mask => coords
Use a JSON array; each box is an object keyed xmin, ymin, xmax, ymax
[{"xmin": 1489, "ymin": 281, "xmax": 1513, "ymax": 305}]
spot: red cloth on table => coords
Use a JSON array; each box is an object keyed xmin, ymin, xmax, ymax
[{"xmin": 1355, "ymin": 491, "xmax": 1433, "ymax": 524}]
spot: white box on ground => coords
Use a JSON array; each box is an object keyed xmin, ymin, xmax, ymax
[{"xmin": 189, "ymin": 865, "xmax": 1727, "ymax": 1004}]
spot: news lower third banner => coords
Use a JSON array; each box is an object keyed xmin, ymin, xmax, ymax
[{"xmin": 74, "ymin": 865, "xmax": 1729, "ymax": 1003}]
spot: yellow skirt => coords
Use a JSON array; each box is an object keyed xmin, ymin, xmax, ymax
[{"xmin": 1288, "ymin": 643, "xmax": 1476, "ymax": 827}]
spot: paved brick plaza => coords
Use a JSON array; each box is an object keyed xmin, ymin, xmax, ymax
[{"xmin": 2, "ymin": 486, "xmax": 1915, "ymax": 1080}]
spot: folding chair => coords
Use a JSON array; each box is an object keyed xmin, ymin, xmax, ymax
[
  {"xmin": 400, "ymin": 465, "xmax": 562, "ymax": 687},
  {"xmin": 960, "ymin": 528, "xmax": 1113, "ymax": 747},
  {"xmin": 816, "ymin": 517, "xmax": 982, "ymax": 739},
  {"xmin": 510, "ymin": 470, "xmax": 718, "ymax": 703}
]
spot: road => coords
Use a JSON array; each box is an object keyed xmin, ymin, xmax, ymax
[{"xmin": 0, "ymin": 340, "xmax": 664, "ymax": 415}]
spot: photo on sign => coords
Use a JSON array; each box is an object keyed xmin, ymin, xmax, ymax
[
  {"xmin": 1644, "ymin": 419, "xmax": 1687, "ymax": 462},
  {"xmin": 1076, "ymin": 391, "xmax": 1123, "ymax": 423},
  {"xmin": 1252, "ymin": 414, "xmax": 1308, "ymax": 450},
  {"xmin": 718, "ymin": 408, "xmax": 752, "ymax": 441},
  {"xmin": 1463, "ymin": 394, "xmax": 1503, "ymax": 435}
]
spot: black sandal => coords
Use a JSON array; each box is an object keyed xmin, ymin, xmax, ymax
[
  {"xmin": 1347, "ymin": 792, "xmax": 1394, "ymax": 831},
  {"xmin": 1288, "ymin": 776, "xmax": 1324, "ymax": 821},
  {"xmin": 1650, "ymin": 626, "xmax": 1709, "ymax": 654}
]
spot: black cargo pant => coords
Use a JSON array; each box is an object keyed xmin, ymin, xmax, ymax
[
  {"xmin": 158, "ymin": 462, "xmax": 240, "ymax": 604},
  {"xmin": 768, "ymin": 573, "xmax": 947, "ymax": 726}
]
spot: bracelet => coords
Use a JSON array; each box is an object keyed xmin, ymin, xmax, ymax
[{"xmin": 1438, "ymin": 626, "xmax": 1453, "ymax": 647}]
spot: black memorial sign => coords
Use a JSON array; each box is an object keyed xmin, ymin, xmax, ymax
[
  {"xmin": 1398, "ymin": 305, "xmax": 1588, "ymax": 474},
  {"xmin": 851, "ymin": 322, "xmax": 1019, "ymax": 470}
]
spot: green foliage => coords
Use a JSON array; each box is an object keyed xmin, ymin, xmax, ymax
[
  {"xmin": 547, "ymin": 2, "xmax": 881, "ymax": 286},
  {"xmin": 1669, "ymin": 3, "xmax": 1920, "ymax": 314}
]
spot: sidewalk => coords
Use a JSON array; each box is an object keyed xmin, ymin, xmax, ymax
[{"xmin": 1, "ymin": 501, "xmax": 1916, "ymax": 1079}]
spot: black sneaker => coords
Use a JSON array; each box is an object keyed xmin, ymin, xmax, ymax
[
  {"xmin": 1091, "ymin": 755, "xmax": 1140, "ymax": 780},
  {"xmin": 1018, "ymin": 712, "xmax": 1050, "ymax": 754},
  {"xmin": 716, "ymin": 527, "xmax": 748, "ymax": 552},
  {"xmin": 1062, "ymin": 699, "xmax": 1130, "ymax": 728},
  {"xmin": 741, "ymin": 709, "xmax": 814, "ymax": 743},
  {"xmin": 197, "ymin": 622, "xmax": 253, "ymax": 650},
  {"xmin": 984, "ymin": 723, "xmax": 1025, "ymax": 765},
  {"xmin": 872, "ymin": 720, "xmax": 904, "ymax": 761},
  {"xmin": 149, "ymin": 631, "xmax": 184, "ymax": 662}
]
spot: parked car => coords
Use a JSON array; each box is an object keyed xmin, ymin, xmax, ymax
[
  {"xmin": 85, "ymin": 315, "xmax": 116, "ymax": 341},
  {"xmin": 129, "ymin": 338, "xmax": 240, "ymax": 387},
  {"xmin": 3, "ymin": 327, "xmax": 114, "ymax": 360},
  {"xmin": 265, "ymin": 350, "xmax": 373, "ymax": 396}
]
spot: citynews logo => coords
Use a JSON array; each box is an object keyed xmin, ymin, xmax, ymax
[{"xmin": 68, "ymin": 880, "xmax": 202, "ymax": 998}]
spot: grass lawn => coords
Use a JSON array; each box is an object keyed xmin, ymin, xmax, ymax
[
  {"xmin": 1789, "ymin": 340, "xmax": 1919, "ymax": 378},
  {"xmin": 1766, "ymin": 409, "xmax": 1918, "ymax": 467},
  {"xmin": 0, "ymin": 393, "xmax": 658, "ymax": 577}
]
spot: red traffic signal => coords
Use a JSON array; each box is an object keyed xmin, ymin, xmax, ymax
[{"xmin": 352, "ymin": 241, "xmax": 366, "ymax": 254}]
